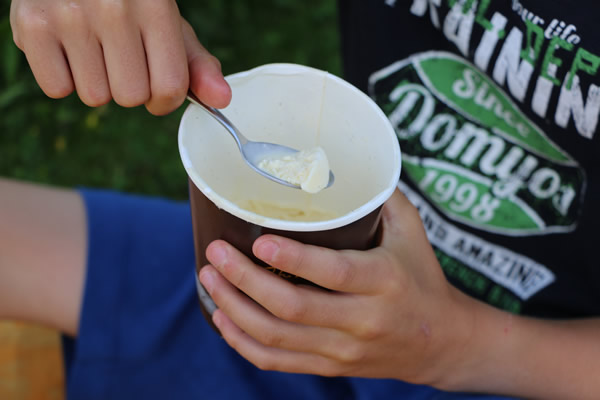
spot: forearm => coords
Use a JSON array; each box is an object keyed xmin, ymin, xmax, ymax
[
  {"xmin": 440, "ymin": 289, "xmax": 600, "ymax": 399},
  {"xmin": 0, "ymin": 178, "xmax": 86, "ymax": 336}
]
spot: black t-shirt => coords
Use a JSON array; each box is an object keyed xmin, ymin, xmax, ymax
[{"xmin": 338, "ymin": 0, "xmax": 600, "ymax": 318}]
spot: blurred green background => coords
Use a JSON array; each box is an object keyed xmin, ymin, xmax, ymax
[{"xmin": 0, "ymin": 0, "xmax": 341, "ymax": 200}]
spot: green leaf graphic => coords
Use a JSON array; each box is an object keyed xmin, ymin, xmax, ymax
[
  {"xmin": 403, "ymin": 158, "xmax": 542, "ymax": 231},
  {"xmin": 416, "ymin": 55, "xmax": 571, "ymax": 164}
]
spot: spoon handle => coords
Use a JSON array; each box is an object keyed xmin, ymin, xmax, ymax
[{"xmin": 186, "ymin": 91, "xmax": 249, "ymax": 149}]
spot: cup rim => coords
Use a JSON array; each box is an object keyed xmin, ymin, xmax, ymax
[{"xmin": 179, "ymin": 63, "xmax": 401, "ymax": 232}]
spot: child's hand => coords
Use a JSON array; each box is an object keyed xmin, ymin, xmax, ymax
[
  {"xmin": 199, "ymin": 189, "xmax": 473, "ymax": 385},
  {"xmin": 10, "ymin": 0, "xmax": 231, "ymax": 114}
]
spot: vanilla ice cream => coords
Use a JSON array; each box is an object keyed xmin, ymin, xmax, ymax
[{"xmin": 258, "ymin": 146, "xmax": 330, "ymax": 193}]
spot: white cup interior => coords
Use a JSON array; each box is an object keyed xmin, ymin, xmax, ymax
[{"xmin": 179, "ymin": 63, "xmax": 401, "ymax": 232}]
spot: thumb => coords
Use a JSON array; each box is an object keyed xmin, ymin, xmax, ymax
[
  {"xmin": 379, "ymin": 188, "xmax": 444, "ymax": 282},
  {"xmin": 379, "ymin": 188, "xmax": 428, "ymax": 250},
  {"xmin": 181, "ymin": 19, "xmax": 232, "ymax": 109}
]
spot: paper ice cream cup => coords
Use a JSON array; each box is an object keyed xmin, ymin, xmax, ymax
[{"xmin": 178, "ymin": 63, "xmax": 401, "ymax": 326}]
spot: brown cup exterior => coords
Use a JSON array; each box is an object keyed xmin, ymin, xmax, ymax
[{"xmin": 189, "ymin": 179, "xmax": 383, "ymax": 331}]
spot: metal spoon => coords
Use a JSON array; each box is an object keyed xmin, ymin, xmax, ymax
[{"xmin": 187, "ymin": 91, "xmax": 334, "ymax": 190}]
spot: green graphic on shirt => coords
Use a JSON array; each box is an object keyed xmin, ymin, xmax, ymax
[
  {"xmin": 403, "ymin": 157, "xmax": 540, "ymax": 231},
  {"xmin": 369, "ymin": 52, "xmax": 586, "ymax": 236},
  {"xmin": 418, "ymin": 58, "xmax": 570, "ymax": 164}
]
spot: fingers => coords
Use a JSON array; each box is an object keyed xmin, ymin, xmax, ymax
[
  {"xmin": 199, "ymin": 264, "xmax": 352, "ymax": 360},
  {"xmin": 204, "ymin": 241, "xmax": 356, "ymax": 329},
  {"xmin": 140, "ymin": 2, "xmax": 189, "ymax": 115},
  {"xmin": 211, "ymin": 308, "xmax": 341, "ymax": 376},
  {"xmin": 11, "ymin": 0, "xmax": 230, "ymax": 113},
  {"xmin": 182, "ymin": 19, "xmax": 231, "ymax": 109},
  {"xmin": 13, "ymin": 5, "xmax": 74, "ymax": 99},
  {"xmin": 58, "ymin": 8, "xmax": 110, "ymax": 107},
  {"xmin": 94, "ymin": 2, "xmax": 150, "ymax": 108},
  {"xmin": 251, "ymin": 235, "xmax": 387, "ymax": 294}
]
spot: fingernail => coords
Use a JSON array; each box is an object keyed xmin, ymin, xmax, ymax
[
  {"xmin": 199, "ymin": 268, "xmax": 215, "ymax": 294},
  {"xmin": 212, "ymin": 310, "xmax": 222, "ymax": 329},
  {"xmin": 210, "ymin": 244, "xmax": 227, "ymax": 268},
  {"xmin": 255, "ymin": 240, "xmax": 279, "ymax": 262}
]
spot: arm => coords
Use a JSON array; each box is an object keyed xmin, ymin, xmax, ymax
[
  {"xmin": 9, "ymin": 0, "xmax": 231, "ymax": 114},
  {"xmin": 199, "ymin": 189, "xmax": 600, "ymax": 399},
  {"xmin": 445, "ymin": 296, "xmax": 600, "ymax": 399},
  {"xmin": 0, "ymin": 178, "xmax": 86, "ymax": 336}
]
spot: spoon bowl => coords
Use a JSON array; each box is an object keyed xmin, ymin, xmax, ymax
[{"xmin": 187, "ymin": 91, "xmax": 334, "ymax": 190}]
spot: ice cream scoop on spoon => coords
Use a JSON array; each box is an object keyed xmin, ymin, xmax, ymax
[{"xmin": 187, "ymin": 91, "xmax": 335, "ymax": 193}]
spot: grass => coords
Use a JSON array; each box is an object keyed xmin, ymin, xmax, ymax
[{"xmin": 0, "ymin": 0, "xmax": 341, "ymax": 200}]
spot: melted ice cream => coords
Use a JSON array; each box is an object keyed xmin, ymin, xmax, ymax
[{"xmin": 258, "ymin": 146, "xmax": 330, "ymax": 193}]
